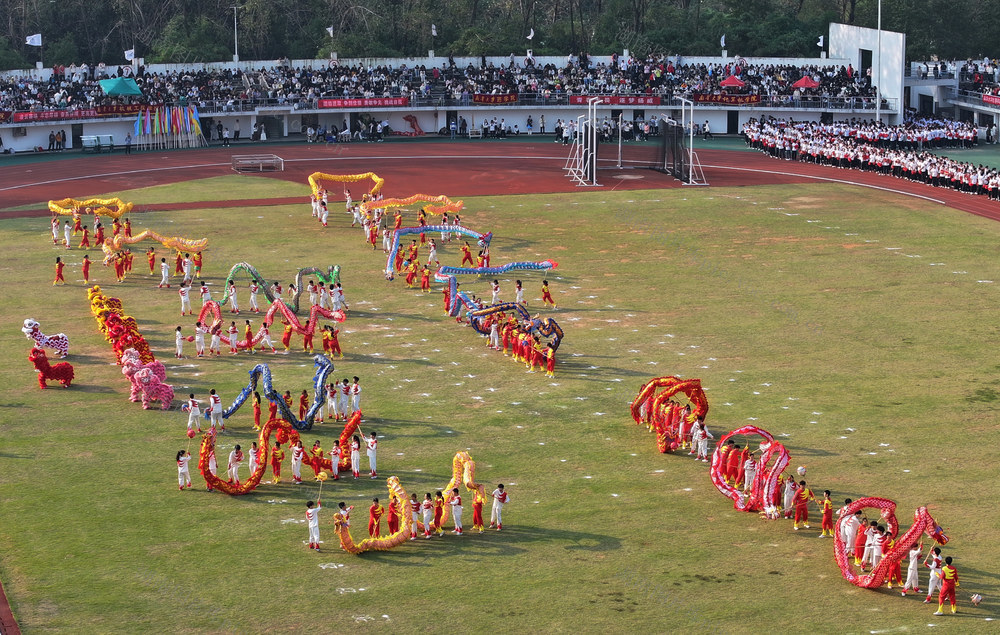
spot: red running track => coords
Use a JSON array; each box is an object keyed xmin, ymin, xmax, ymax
[{"xmin": 0, "ymin": 140, "xmax": 998, "ymax": 221}]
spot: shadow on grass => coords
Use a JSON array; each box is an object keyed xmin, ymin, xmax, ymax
[
  {"xmin": 783, "ymin": 444, "xmax": 838, "ymax": 458},
  {"xmin": 354, "ymin": 524, "xmax": 621, "ymax": 564},
  {"xmin": 65, "ymin": 383, "xmax": 118, "ymax": 394}
]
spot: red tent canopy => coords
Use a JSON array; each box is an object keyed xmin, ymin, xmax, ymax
[
  {"xmin": 792, "ymin": 75, "xmax": 819, "ymax": 89},
  {"xmin": 719, "ymin": 75, "xmax": 745, "ymax": 87}
]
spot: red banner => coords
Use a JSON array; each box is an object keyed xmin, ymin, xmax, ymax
[
  {"xmin": 472, "ymin": 94, "xmax": 519, "ymax": 105},
  {"xmin": 317, "ymin": 98, "xmax": 409, "ymax": 108},
  {"xmin": 0, "ymin": 111, "xmax": 11, "ymax": 124},
  {"xmin": 95, "ymin": 104, "xmax": 145, "ymax": 116},
  {"xmin": 983, "ymin": 94, "xmax": 1000, "ymax": 106},
  {"xmin": 569, "ymin": 95, "xmax": 661, "ymax": 106},
  {"xmin": 692, "ymin": 94, "xmax": 762, "ymax": 105}
]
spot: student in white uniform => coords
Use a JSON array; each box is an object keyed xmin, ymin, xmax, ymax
[
  {"xmin": 901, "ymin": 542, "xmax": 924, "ymax": 596},
  {"xmin": 924, "ymin": 547, "xmax": 943, "ymax": 603},
  {"xmin": 209, "ymin": 388, "xmax": 224, "ymax": 431},
  {"xmin": 409, "ymin": 493, "xmax": 421, "ymax": 540},
  {"xmin": 515, "ymin": 280, "xmax": 524, "ymax": 304},
  {"xmin": 365, "ymin": 431, "xmax": 377, "ymax": 478},
  {"xmin": 200, "ymin": 282, "xmax": 212, "ymax": 306},
  {"xmin": 178, "ymin": 281, "xmax": 192, "ymax": 316},
  {"xmin": 696, "ymin": 418, "xmax": 714, "ymax": 461},
  {"xmin": 248, "ymin": 441, "xmax": 259, "ymax": 478},
  {"xmin": 351, "ymin": 377, "xmax": 362, "ymax": 412},
  {"xmin": 326, "ymin": 382, "xmax": 341, "ymax": 422},
  {"xmin": 421, "ymin": 493, "xmax": 434, "ymax": 538},
  {"xmin": 328, "ymin": 443, "xmax": 341, "ymax": 480},
  {"xmin": 227, "ymin": 444, "xmax": 243, "ymax": 484},
  {"xmin": 742, "ymin": 453, "xmax": 757, "ymax": 493},
  {"xmin": 175, "ymin": 326, "xmax": 185, "ymax": 358},
  {"xmin": 841, "ymin": 510, "xmax": 862, "ymax": 561},
  {"xmin": 339, "ymin": 378, "xmax": 352, "ymax": 416},
  {"xmin": 194, "ymin": 322, "xmax": 207, "ymax": 357},
  {"xmin": 176, "ymin": 450, "xmax": 192, "ymax": 490},
  {"xmin": 248, "ymin": 280, "xmax": 260, "ymax": 312},
  {"xmin": 159, "ymin": 258, "xmax": 171, "ymax": 288},
  {"xmin": 228, "ymin": 281, "xmax": 239, "ymax": 313},
  {"xmin": 448, "ymin": 488, "xmax": 463, "ymax": 534},
  {"xmin": 491, "ymin": 280, "xmax": 501, "ymax": 304},
  {"xmin": 350, "ymin": 434, "xmax": 361, "ymax": 479},
  {"xmin": 306, "ymin": 500, "xmax": 322, "ymax": 551},
  {"xmin": 489, "ymin": 484, "xmax": 508, "ymax": 530},
  {"xmin": 185, "ymin": 393, "xmax": 202, "ymax": 432},
  {"xmin": 291, "ymin": 440, "xmax": 304, "ymax": 484},
  {"xmin": 427, "ymin": 239, "xmax": 438, "ymax": 265}
]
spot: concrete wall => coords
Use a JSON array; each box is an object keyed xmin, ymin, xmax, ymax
[{"xmin": 828, "ymin": 23, "xmax": 905, "ymax": 123}]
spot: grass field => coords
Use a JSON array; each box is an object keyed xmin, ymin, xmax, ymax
[{"xmin": 1, "ymin": 175, "xmax": 999, "ymax": 633}]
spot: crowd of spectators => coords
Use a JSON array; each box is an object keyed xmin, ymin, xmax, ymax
[
  {"xmin": 744, "ymin": 115, "xmax": 998, "ymax": 199},
  {"xmin": 0, "ymin": 54, "xmax": 880, "ymax": 115}
]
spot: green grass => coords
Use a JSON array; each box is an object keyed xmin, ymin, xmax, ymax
[{"xmin": 1, "ymin": 176, "xmax": 999, "ymax": 632}]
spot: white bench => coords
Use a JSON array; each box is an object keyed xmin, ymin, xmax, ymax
[
  {"xmin": 232, "ymin": 154, "xmax": 285, "ymax": 173},
  {"xmin": 468, "ymin": 128, "xmax": 482, "ymax": 138}
]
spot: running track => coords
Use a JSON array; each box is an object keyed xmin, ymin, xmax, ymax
[{"xmin": 1, "ymin": 140, "xmax": 999, "ymax": 220}]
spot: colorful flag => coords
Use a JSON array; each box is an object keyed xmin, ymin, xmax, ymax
[{"xmin": 134, "ymin": 109, "xmax": 142, "ymax": 136}]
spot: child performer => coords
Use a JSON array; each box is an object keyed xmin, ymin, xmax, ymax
[
  {"xmin": 146, "ymin": 247, "xmax": 156, "ymax": 274},
  {"xmin": 199, "ymin": 282, "xmax": 212, "ymax": 306},
  {"xmin": 228, "ymin": 281, "xmax": 239, "ymax": 314},
  {"xmin": 227, "ymin": 444, "xmax": 243, "ymax": 485},
  {"xmin": 387, "ymin": 493, "xmax": 400, "ymax": 535},
  {"xmin": 243, "ymin": 320, "xmax": 254, "ymax": 355},
  {"xmin": 176, "ymin": 450, "xmax": 192, "ymax": 490},
  {"xmin": 352, "ymin": 377, "xmax": 362, "ymax": 413},
  {"xmin": 208, "ymin": 388, "xmax": 224, "ymax": 431},
  {"xmin": 158, "ymin": 258, "xmax": 170, "ymax": 288},
  {"xmin": 192, "ymin": 252, "xmax": 203, "ymax": 279},
  {"xmin": 433, "ymin": 491, "xmax": 445, "ymax": 536},
  {"xmin": 409, "ymin": 493, "xmax": 421, "ymax": 540},
  {"xmin": 472, "ymin": 489, "xmax": 486, "ymax": 533},
  {"xmin": 783, "ymin": 477, "xmax": 799, "ymax": 519},
  {"xmin": 841, "ymin": 510, "xmax": 863, "ymax": 561},
  {"xmin": 209, "ymin": 323, "xmax": 223, "ymax": 357},
  {"xmin": 258, "ymin": 322, "xmax": 276, "ymax": 353},
  {"xmin": 792, "ymin": 481, "xmax": 815, "ymax": 530},
  {"xmin": 545, "ymin": 345, "xmax": 556, "ymax": 378},
  {"xmin": 193, "ymin": 322, "xmax": 207, "ymax": 358},
  {"xmin": 94, "ymin": 218, "xmax": 104, "ymax": 245},
  {"xmin": 743, "ymin": 452, "xmax": 757, "ymax": 494},
  {"xmin": 368, "ymin": 497, "xmax": 384, "ymax": 538},
  {"xmin": 51, "ymin": 216, "xmax": 60, "ymax": 244},
  {"xmin": 448, "ymin": 488, "xmax": 463, "ymax": 534},
  {"xmin": 695, "ymin": 418, "xmax": 714, "ymax": 461},
  {"xmin": 420, "ymin": 266, "xmax": 431, "ymax": 292},
  {"xmin": 54, "ymin": 257, "xmax": 66, "ymax": 285},
  {"xmin": 818, "ymin": 490, "xmax": 834, "ymax": 537},
  {"xmin": 340, "ymin": 379, "xmax": 352, "ymax": 417},
  {"xmin": 291, "ymin": 440, "xmax": 304, "ymax": 484},
  {"xmin": 541, "ymin": 279, "xmax": 556, "ymax": 308},
  {"xmin": 933, "ymin": 557, "xmax": 959, "ymax": 615},
  {"xmin": 515, "ymin": 280, "xmax": 525, "ymax": 305},
  {"xmin": 366, "ymin": 430, "xmax": 377, "ymax": 478},
  {"xmin": 252, "ymin": 392, "xmax": 262, "ymax": 431},
  {"xmin": 299, "ymin": 390, "xmax": 309, "ymax": 420},
  {"xmin": 306, "ymin": 500, "xmax": 322, "ymax": 551},
  {"xmin": 427, "ymin": 239, "xmax": 439, "ymax": 266},
  {"xmin": 82, "ymin": 254, "xmax": 91, "ymax": 284},
  {"xmin": 337, "ymin": 502, "xmax": 354, "ymax": 534},
  {"xmin": 175, "ymin": 326, "xmax": 185, "ymax": 359},
  {"xmin": 309, "ymin": 440, "xmax": 323, "ymax": 474},
  {"xmin": 79, "ymin": 225, "xmax": 90, "ymax": 249},
  {"xmin": 901, "ymin": 542, "xmax": 924, "ymax": 598},
  {"xmin": 421, "ymin": 493, "xmax": 434, "ymax": 538},
  {"xmin": 329, "ymin": 327, "xmax": 343, "ymax": 358},
  {"xmin": 925, "ymin": 547, "xmax": 943, "ymax": 603},
  {"xmin": 248, "ymin": 279, "xmax": 259, "ymax": 313},
  {"xmin": 489, "ymin": 483, "xmax": 509, "ymax": 531},
  {"xmin": 281, "ymin": 320, "xmax": 294, "ymax": 353},
  {"xmin": 63, "ymin": 221, "xmax": 72, "ymax": 249},
  {"xmin": 248, "ymin": 441, "xmax": 259, "ymax": 477},
  {"xmin": 270, "ymin": 442, "xmax": 284, "ymax": 483},
  {"xmin": 227, "ymin": 321, "xmax": 239, "ymax": 355},
  {"xmin": 326, "ymin": 382, "xmax": 341, "ymax": 423},
  {"xmin": 178, "ymin": 281, "xmax": 192, "ymax": 316},
  {"xmin": 350, "ymin": 434, "xmax": 361, "ymax": 479},
  {"xmin": 329, "ymin": 442, "xmax": 342, "ymax": 480}
]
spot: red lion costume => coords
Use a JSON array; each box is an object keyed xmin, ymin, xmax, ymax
[{"xmin": 28, "ymin": 346, "xmax": 74, "ymax": 388}]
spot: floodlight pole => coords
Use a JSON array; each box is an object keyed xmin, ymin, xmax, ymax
[
  {"xmin": 231, "ymin": 5, "xmax": 240, "ymax": 62},
  {"xmin": 875, "ymin": 0, "xmax": 881, "ymax": 123}
]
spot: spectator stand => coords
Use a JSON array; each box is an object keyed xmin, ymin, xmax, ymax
[{"xmin": 231, "ymin": 154, "xmax": 285, "ymax": 173}]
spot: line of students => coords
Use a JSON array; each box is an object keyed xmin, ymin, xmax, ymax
[{"xmin": 303, "ymin": 483, "xmax": 511, "ymax": 552}]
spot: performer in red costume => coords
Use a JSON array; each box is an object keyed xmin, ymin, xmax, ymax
[
  {"xmin": 934, "ymin": 557, "xmax": 959, "ymax": 615},
  {"xmin": 792, "ymin": 481, "xmax": 815, "ymax": 530},
  {"xmin": 819, "ymin": 490, "xmax": 834, "ymax": 538},
  {"xmin": 146, "ymin": 247, "xmax": 156, "ymax": 274},
  {"xmin": 79, "ymin": 225, "xmax": 90, "ymax": 249},
  {"xmin": 368, "ymin": 497, "xmax": 385, "ymax": 537},
  {"xmin": 460, "ymin": 241, "xmax": 473, "ymax": 266},
  {"xmin": 53, "ymin": 257, "xmax": 66, "ymax": 285},
  {"xmin": 386, "ymin": 493, "xmax": 400, "ymax": 535},
  {"xmin": 82, "ymin": 254, "xmax": 92, "ymax": 284}
]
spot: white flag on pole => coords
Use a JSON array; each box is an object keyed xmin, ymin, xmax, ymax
[
  {"xmin": 817, "ymin": 35, "xmax": 824, "ymax": 47},
  {"xmin": 720, "ymin": 34, "xmax": 726, "ymax": 48},
  {"xmin": 25, "ymin": 33, "xmax": 42, "ymax": 47},
  {"xmin": 326, "ymin": 26, "xmax": 335, "ymax": 37},
  {"xmin": 527, "ymin": 28, "xmax": 534, "ymax": 40},
  {"xmin": 124, "ymin": 49, "xmax": 135, "ymax": 61},
  {"xmin": 431, "ymin": 24, "xmax": 437, "ymax": 37}
]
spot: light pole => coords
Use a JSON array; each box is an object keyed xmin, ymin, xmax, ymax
[
  {"xmin": 231, "ymin": 5, "xmax": 239, "ymax": 62},
  {"xmin": 875, "ymin": 0, "xmax": 881, "ymax": 123}
]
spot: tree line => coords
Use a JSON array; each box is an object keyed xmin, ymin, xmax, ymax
[{"xmin": 0, "ymin": 0, "xmax": 996, "ymax": 71}]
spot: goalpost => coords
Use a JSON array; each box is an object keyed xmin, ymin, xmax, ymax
[{"xmin": 564, "ymin": 97, "xmax": 601, "ymax": 187}]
